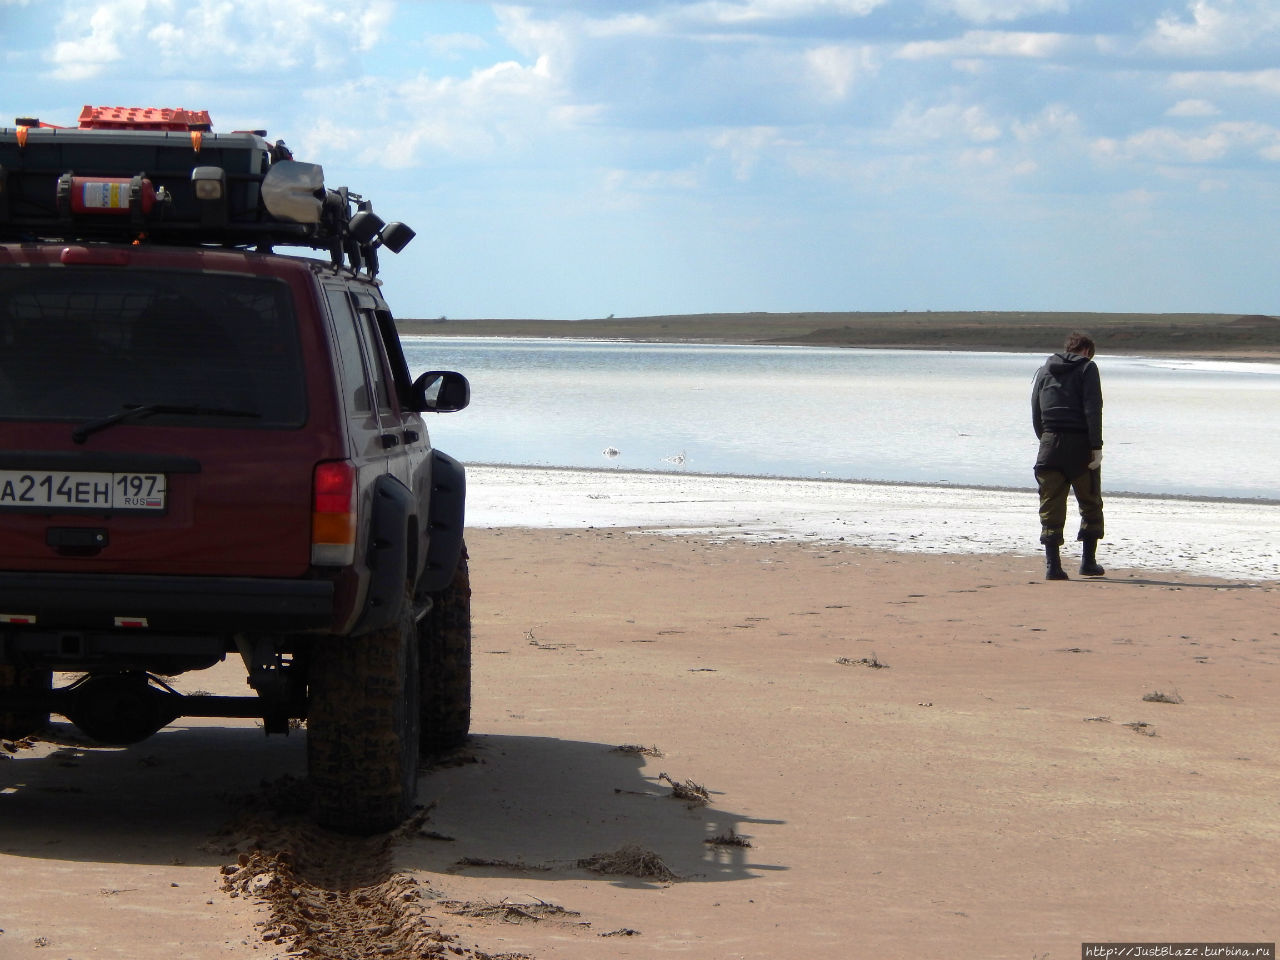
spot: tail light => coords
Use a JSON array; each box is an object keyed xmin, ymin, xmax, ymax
[{"xmin": 311, "ymin": 461, "xmax": 356, "ymax": 565}]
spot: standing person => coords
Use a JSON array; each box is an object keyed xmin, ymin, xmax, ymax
[{"xmin": 1031, "ymin": 331, "xmax": 1104, "ymax": 580}]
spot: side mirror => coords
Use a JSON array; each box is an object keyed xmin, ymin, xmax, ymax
[{"xmin": 411, "ymin": 370, "xmax": 470, "ymax": 413}]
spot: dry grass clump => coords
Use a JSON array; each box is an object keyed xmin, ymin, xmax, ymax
[
  {"xmin": 705, "ymin": 828, "xmax": 752, "ymax": 848},
  {"xmin": 442, "ymin": 898, "xmax": 583, "ymax": 925},
  {"xmin": 612, "ymin": 744, "xmax": 664, "ymax": 758},
  {"xmin": 659, "ymin": 772, "xmax": 710, "ymax": 805},
  {"xmin": 455, "ymin": 856, "xmax": 552, "ymax": 872},
  {"xmin": 836, "ymin": 654, "xmax": 889, "ymax": 669},
  {"xmin": 1142, "ymin": 689, "xmax": 1184, "ymax": 704},
  {"xmin": 577, "ymin": 844, "xmax": 679, "ymax": 882}
]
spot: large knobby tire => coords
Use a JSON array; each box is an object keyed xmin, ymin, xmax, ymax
[
  {"xmin": 0, "ymin": 665, "xmax": 51, "ymax": 740},
  {"xmin": 307, "ymin": 597, "xmax": 420, "ymax": 835},
  {"xmin": 418, "ymin": 545, "xmax": 471, "ymax": 755}
]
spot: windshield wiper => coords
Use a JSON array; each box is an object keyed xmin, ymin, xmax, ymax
[{"xmin": 72, "ymin": 403, "xmax": 262, "ymax": 444}]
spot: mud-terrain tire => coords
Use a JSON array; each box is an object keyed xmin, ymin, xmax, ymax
[
  {"xmin": 418, "ymin": 545, "xmax": 471, "ymax": 755},
  {"xmin": 307, "ymin": 597, "xmax": 420, "ymax": 835},
  {"xmin": 0, "ymin": 666, "xmax": 51, "ymax": 740}
]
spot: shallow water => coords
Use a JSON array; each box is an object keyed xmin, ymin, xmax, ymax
[{"xmin": 405, "ymin": 338, "xmax": 1280, "ymax": 500}]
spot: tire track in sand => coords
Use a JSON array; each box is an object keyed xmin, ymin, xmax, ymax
[{"xmin": 212, "ymin": 777, "xmax": 532, "ymax": 959}]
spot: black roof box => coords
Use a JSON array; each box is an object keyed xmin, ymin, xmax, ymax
[{"xmin": 0, "ymin": 108, "xmax": 412, "ymax": 276}]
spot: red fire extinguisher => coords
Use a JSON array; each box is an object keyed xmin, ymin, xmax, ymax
[{"xmin": 58, "ymin": 173, "xmax": 159, "ymax": 216}]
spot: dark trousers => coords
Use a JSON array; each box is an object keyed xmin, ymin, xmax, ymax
[{"xmin": 1036, "ymin": 466, "xmax": 1104, "ymax": 546}]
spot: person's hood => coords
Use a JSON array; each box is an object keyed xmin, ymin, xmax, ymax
[{"xmin": 1047, "ymin": 351, "xmax": 1090, "ymax": 376}]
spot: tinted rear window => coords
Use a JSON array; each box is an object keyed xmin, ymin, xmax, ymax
[{"xmin": 0, "ymin": 267, "xmax": 306, "ymax": 427}]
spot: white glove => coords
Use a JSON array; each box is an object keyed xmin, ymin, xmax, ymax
[{"xmin": 1088, "ymin": 449, "xmax": 1103, "ymax": 470}]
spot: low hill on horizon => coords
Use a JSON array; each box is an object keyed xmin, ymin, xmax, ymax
[{"xmin": 397, "ymin": 310, "xmax": 1280, "ymax": 358}]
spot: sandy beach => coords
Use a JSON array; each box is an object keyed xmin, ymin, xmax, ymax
[{"xmin": 2, "ymin": 467, "xmax": 1277, "ymax": 959}]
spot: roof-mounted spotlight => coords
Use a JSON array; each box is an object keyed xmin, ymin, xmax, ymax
[
  {"xmin": 190, "ymin": 165, "xmax": 225, "ymax": 201},
  {"xmin": 348, "ymin": 210, "xmax": 415, "ymax": 254},
  {"xmin": 379, "ymin": 222, "xmax": 415, "ymax": 253},
  {"xmin": 191, "ymin": 165, "xmax": 228, "ymax": 227},
  {"xmin": 347, "ymin": 209, "xmax": 385, "ymax": 245}
]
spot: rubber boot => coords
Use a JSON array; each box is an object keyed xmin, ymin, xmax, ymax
[
  {"xmin": 1079, "ymin": 537, "xmax": 1105, "ymax": 577},
  {"xmin": 1044, "ymin": 543, "xmax": 1069, "ymax": 581}
]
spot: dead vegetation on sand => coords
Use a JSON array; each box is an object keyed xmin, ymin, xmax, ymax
[
  {"xmin": 659, "ymin": 771, "xmax": 710, "ymax": 805},
  {"xmin": 577, "ymin": 844, "xmax": 681, "ymax": 882},
  {"xmin": 455, "ymin": 856, "xmax": 553, "ymax": 873},
  {"xmin": 705, "ymin": 828, "xmax": 752, "ymax": 848},
  {"xmin": 837, "ymin": 653, "xmax": 890, "ymax": 669},
  {"xmin": 612, "ymin": 743, "xmax": 665, "ymax": 758},
  {"xmin": 442, "ymin": 897, "xmax": 585, "ymax": 926}
]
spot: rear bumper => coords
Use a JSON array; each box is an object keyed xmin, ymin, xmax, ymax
[{"xmin": 0, "ymin": 571, "xmax": 334, "ymax": 633}]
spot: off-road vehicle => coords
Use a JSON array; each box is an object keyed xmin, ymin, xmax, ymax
[{"xmin": 0, "ymin": 106, "xmax": 471, "ymax": 834}]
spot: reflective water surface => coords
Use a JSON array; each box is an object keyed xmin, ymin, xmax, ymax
[{"xmin": 403, "ymin": 337, "xmax": 1280, "ymax": 500}]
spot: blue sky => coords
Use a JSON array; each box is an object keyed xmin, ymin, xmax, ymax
[{"xmin": 3, "ymin": 0, "xmax": 1279, "ymax": 319}]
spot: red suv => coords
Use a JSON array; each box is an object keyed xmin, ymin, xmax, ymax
[{"xmin": 0, "ymin": 107, "xmax": 471, "ymax": 834}]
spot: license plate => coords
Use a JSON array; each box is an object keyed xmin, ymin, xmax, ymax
[{"xmin": 0, "ymin": 470, "xmax": 167, "ymax": 512}]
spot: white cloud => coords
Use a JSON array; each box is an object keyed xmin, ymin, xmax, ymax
[
  {"xmin": 897, "ymin": 30, "xmax": 1073, "ymax": 61},
  {"xmin": 495, "ymin": 5, "xmax": 576, "ymax": 62},
  {"xmin": 804, "ymin": 43, "xmax": 878, "ymax": 99},
  {"xmin": 291, "ymin": 51, "xmax": 570, "ymax": 169},
  {"xmin": 681, "ymin": 0, "xmax": 887, "ymax": 26},
  {"xmin": 46, "ymin": 0, "xmax": 394, "ymax": 80},
  {"xmin": 1143, "ymin": 0, "xmax": 1280, "ymax": 57},
  {"xmin": 930, "ymin": 0, "xmax": 1070, "ymax": 25},
  {"xmin": 709, "ymin": 126, "xmax": 786, "ymax": 180},
  {"xmin": 604, "ymin": 167, "xmax": 702, "ymax": 194},
  {"xmin": 887, "ymin": 102, "xmax": 1002, "ymax": 144},
  {"xmin": 48, "ymin": 0, "xmax": 139, "ymax": 81},
  {"xmin": 498, "ymin": 0, "xmax": 887, "ymax": 43},
  {"xmin": 957, "ymin": 145, "xmax": 999, "ymax": 166},
  {"xmin": 1170, "ymin": 67, "xmax": 1280, "ymax": 97},
  {"xmin": 1167, "ymin": 98, "xmax": 1220, "ymax": 116},
  {"xmin": 422, "ymin": 33, "xmax": 490, "ymax": 59},
  {"xmin": 1093, "ymin": 121, "xmax": 1280, "ymax": 165},
  {"xmin": 1010, "ymin": 103, "xmax": 1082, "ymax": 142}
]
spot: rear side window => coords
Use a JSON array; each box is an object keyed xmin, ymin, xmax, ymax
[
  {"xmin": 0, "ymin": 267, "xmax": 306, "ymax": 427},
  {"xmin": 357, "ymin": 308, "xmax": 396, "ymax": 414},
  {"xmin": 325, "ymin": 287, "xmax": 372, "ymax": 415}
]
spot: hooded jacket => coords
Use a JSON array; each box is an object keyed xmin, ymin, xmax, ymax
[{"xmin": 1031, "ymin": 352, "xmax": 1103, "ymax": 450}]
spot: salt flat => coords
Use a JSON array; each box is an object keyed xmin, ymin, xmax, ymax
[{"xmin": 468, "ymin": 465, "xmax": 1280, "ymax": 582}]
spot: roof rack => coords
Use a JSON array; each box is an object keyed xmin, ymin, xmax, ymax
[{"xmin": 0, "ymin": 106, "xmax": 414, "ymax": 277}]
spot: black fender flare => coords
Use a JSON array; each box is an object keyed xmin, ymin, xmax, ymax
[
  {"xmin": 419, "ymin": 450, "xmax": 466, "ymax": 594},
  {"xmin": 354, "ymin": 474, "xmax": 415, "ymax": 634}
]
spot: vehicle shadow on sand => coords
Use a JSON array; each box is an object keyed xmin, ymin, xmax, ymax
[
  {"xmin": 406, "ymin": 733, "xmax": 786, "ymax": 886},
  {"xmin": 0, "ymin": 720, "xmax": 306, "ymax": 866},
  {"xmin": 0, "ymin": 725, "xmax": 785, "ymax": 885}
]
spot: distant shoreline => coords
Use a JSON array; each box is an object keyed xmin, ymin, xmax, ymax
[
  {"xmin": 397, "ymin": 310, "xmax": 1280, "ymax": 360},
  {"xmin": 462, "ymin": 461, "xmax": 1280, "ymax": 506}
]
